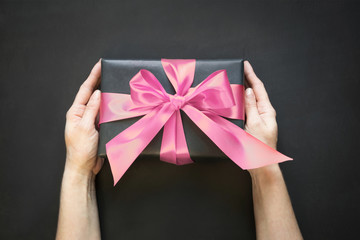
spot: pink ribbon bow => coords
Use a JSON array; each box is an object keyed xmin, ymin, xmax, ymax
[{"xmin": 99, "ymin": 59, "xmax": 292, "ymax": 185}]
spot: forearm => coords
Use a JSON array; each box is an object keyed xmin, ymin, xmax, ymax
[
  {"xmin": 250, "ymin": 164, "xmax": 302, "ymax": 240},
  {"xmin": 56, "ymin": 161, "xmax": 101, "ymax": 240}
]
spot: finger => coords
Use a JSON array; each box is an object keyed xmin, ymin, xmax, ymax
[
  {"xmin": 244, "ymin": 61, "xmax": 272, "ymax": 106},
  {"xmin": 244, "ymin": 88, "xmax": 261, "ymax": 123},
  {"xmin": 244, "ymin": 75, "xmax": 250, "ymax": 89},
  {"xmin": 95, "ymin": 112, "xmax": 100, "ymax": 131},
  {"xmin": 73, "ymin": 60, "xmax": 102, "ymax": 106},
  {"xmin": 81, "ymin": 90, "xmax": 101, "ymax": 127}
]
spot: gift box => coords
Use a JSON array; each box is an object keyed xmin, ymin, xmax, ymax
[
  {"xmin": 98, "ymin": 58, "xmax": 291, "ymax": 185},
  {"xmin": 98, "ymin": 59, "xmax": 244, "ymax": 158}
]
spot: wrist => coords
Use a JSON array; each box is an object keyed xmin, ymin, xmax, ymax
[
  {"xmin": 262, "ymin": 139, "xmax": 277, "ymax": 151},
  {"xmin": 249, "ymin": 163, "xmax": 283, "ymax": 184},
  {"xmin": 62, "ymin": 167, "xmax": 97, "ymax": 199},
  {"xmin": 64, "ymin": 154, "xmax": 95, "ymax": 176},
  {"xmin": 63, "ymin": 160, "xmax": 96, "ymax": 186}
]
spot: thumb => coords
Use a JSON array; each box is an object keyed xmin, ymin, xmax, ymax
[
  {"xmin": 245, "ymin": 88, "xmax": 261, "ymax": 124},
  {"xmin": 82, "ymin": 89, "xmax": 101, "ymax": 127}
]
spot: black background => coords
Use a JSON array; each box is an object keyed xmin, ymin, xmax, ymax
[{"xmin": 1, "ymin": 0, "xmax": 359, "ymax": 239}]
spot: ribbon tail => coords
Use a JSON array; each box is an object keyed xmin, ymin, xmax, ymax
[
  {"xmin": 182, "ymin": 105, "xmax": 292, "ymax": 169},
  {"xmin": 106, "ymin": 103, "xmax": 175, "ymax": 185},
  {"xmin": 160, "ymin": 110, "xmax": 193, "ymax": 165}
]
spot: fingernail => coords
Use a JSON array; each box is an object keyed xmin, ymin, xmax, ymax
[
  {"xmin": 246, "ymin": 88, "xmax": 253, "ymax": 96},
  {"xmin": 94, "ymin": 89, "xmax": 101, "ymax": 98}
]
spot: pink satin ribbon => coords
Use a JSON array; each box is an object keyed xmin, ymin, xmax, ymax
[{"xmin": 99, "ymin": 59, "xmax": 292, "ymax": 185}]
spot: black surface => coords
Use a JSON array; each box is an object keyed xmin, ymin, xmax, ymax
[
  {"xmin": 98, "ymin": 59, "xmax": 244, "ymax": 159},
  {"xmin": 1, "ymin": 1, "xmax": 360, "ymax": 239}
]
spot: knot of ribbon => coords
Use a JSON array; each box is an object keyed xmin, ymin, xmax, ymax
[
  {"xmin": 169, "ymin": 94, "xmax": 186, "ymax": 110},
  {"xmin": 99, "ymin": 59, "xmax": 292, "ymax": 185}
]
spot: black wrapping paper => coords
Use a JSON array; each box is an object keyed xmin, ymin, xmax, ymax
[{"xmin": 98, "ymin": 59, "xmax": 244, "ymax": 160}]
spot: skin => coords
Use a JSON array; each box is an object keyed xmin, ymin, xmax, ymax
[
  {"xmin": 56, "ymin": 60, "xmax": 103, "ymax": 240},
  {"xmin": 243, "ymin": 61, "xmax": 303, "ymax": 240},
  {"xmin": 56, "ymin": 60, "xmax": 302, "ymax": 240}
]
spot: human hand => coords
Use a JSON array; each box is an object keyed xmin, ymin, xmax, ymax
[
  {"xmin": 243, "ymin": 61, "xmax": 281, "ymax": 178},
  {"xmin": 64, "ymin": 60, "xmax": 104, "ymax": 178}
]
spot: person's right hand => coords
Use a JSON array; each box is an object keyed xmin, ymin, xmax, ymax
[
  {"xmin": 243, "ymin": 63, "xmax": 302, "ymax": 240},
  {"xmin": 243, "ymin": 61, "xmax": 280, "ymax": 177}
]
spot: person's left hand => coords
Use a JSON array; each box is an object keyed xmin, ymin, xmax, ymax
[{"xmin": 64, "ymin": 60, "xmax": 104, "ymax": 177}]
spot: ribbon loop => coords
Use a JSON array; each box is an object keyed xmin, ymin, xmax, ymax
[
  {"xmin": 161, "ymin": 59, "xmax": 196, "ymax": 96},
  {"xmin": 129, "ymin": 69, "xmax": 169, "ymax": 107},
  {"xmin": 185, "ymin": 70, "xmax": 235, "ymax": 110}
]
